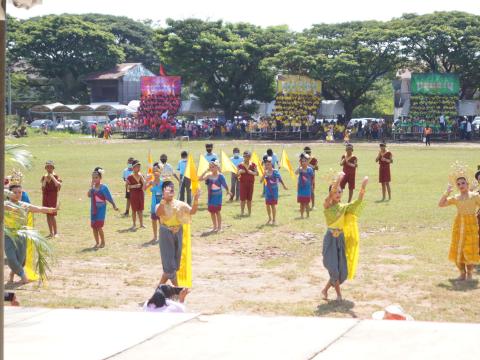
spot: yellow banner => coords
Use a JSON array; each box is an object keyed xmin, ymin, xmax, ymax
[{"xmin": 277, "ymin": 75, "xmax": 322, "ymax": 95}]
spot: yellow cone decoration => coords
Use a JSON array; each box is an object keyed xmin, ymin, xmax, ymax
[
  {"xmin": 197, "ymin": 155, "xmax": 210, "ymax": 177},
  {"xmin": 184, "ymin": 154, "xmax": 199, "ymax": 195},
  {"xmin": 280, "ymin": 149, "xmax": 295, "ymax": 180},
  {"xmin": 221, "ymin": 151, "xmax": 238, "ymax": 174}
]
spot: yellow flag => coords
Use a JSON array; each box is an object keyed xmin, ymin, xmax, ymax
[
  {"xmin": 197, "ymin": 155, "xmax": 210, "ymax": 177},
  {"xmin": 280, "ymin": 149, "xmax": 296, "ymax": 179},
  {"xmin": 221, "ymin": 151, "xmax": 238, "ymax": 174},
  {"xmin": 147, "ymin": 149, "xmax": 153, "ymax": 176},
  {"xmin": 184, "ymin": 154, "xmax": 199, "ymax": 195},
  {"xmin": 250, "ymin": 151, "xmax": 264, "ymax": 177}
]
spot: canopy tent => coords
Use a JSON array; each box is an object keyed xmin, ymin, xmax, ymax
[
  {"xmin": 29, "ymin": 102, "xmax": 137, "ymax": 115},
  {"xmin": 318, "ymin": 100, "xmax": 345, "ymax": 118}
]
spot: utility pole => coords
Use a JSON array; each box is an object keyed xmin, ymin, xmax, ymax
[{"xmin": 1, "ymin": 2, "xmax": 7, "ymax": 360}]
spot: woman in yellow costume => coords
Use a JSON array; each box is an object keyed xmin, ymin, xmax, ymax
[
  {"xmin": 438, "ymin": 163, "xmax": 480, "ymax": 281},
  {"xmin": 322, "ymin": 172, "xmax": 368, "ymax": 301},
  {"xmin": 156, "ymin": 180, "xmax": 200, "ymax": 287}
]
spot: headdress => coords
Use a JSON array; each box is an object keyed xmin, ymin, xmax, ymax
[
  {"xmin": 6, "ymin": 169, "xmax": 24, "ymax": 186},
  {"xmin": 448, "ymin": 161, "xmax": 478, "ymax": 189}
]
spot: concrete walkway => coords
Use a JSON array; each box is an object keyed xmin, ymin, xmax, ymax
[{"xmin": 5, "ymin": 307, "xmax": 480, "ymax": 360}]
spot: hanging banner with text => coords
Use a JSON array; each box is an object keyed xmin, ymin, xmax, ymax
[
  {"xmin": 141, "ymin": 76, "xmax": 182, "ymax": 97},
  {"xmin": 411, "ymin": 73, "xmax": 460, "ymax": 96},
  {"xmin": 277, "ymin": 75, "xmax": 322, "ymax": 95}
]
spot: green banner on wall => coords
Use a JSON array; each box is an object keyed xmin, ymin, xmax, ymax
[{"xmin": 411, "ymin": 73, "xmax": 460, "ymax": 95}]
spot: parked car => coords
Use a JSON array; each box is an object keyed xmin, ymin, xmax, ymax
[
  {"xmin": 86, "ymin": 118, "xmax": 109, "ymax": 127},
  {"xmin": 56, "ymin": 119, "xmax": 83, "ymax": 132},
  {"xmin": 29, "ymin": 119, "xmax": 55, "ymax": 130},
  {"xmin": 472, "ymin": 116, "xmax": 480, "ymax": 131}
]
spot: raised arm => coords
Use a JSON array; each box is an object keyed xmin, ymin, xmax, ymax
[
  {"xmin": 198, "ymin": 170, "xmax": 210, "ymax": 182},
  {"xmin": 358, "ymin": 176, "xmax": 369, "ymax": 201},
  {"xmin": 190, "ymin": 191, "xmax": 201, "ymax": 215},
  {"xmin": 27, "ymin": 203, "xmax": 58, "ymax": 214},
  {"xmin": 439, "ymin": 184, "xmax": 453, "ymax": 207},
  {"xmin": 324, "ymin": 172, "xmax": 345, "ymax": 208}
]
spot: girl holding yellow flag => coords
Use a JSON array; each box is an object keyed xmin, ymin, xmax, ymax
[
  {"xmin": 322, "ymin": 172, "xmax": 368, "ymax": 301},
  {"xmin": 261, "ymin": 156, "xmax": 287, "ymax": 225},
  {"xmin": 156, "ymin": 181, "xmax": 200, "ymax": 286}
]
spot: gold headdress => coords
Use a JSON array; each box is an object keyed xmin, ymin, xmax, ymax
[
  {"xmin": 448, "ymin": 161, "xmax": 478, "ymax": 190},
  {"xmin": 7, "ymin": 169, "xmax": 24, "ymax": 186},
  {"xmin": 323, "ymin": 168, "xmax": 341, "ymax": 186}
]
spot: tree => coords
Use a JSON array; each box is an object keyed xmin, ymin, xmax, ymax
[
  {"xmin": 155, "ymin": 19, "xmax": 292, "ymax": 119},
  {"xmin": 78, "ymin": 14, "xmax": 159, "ymax": 72},
  {"xmin": 392, "ymin": 12, "xmax": 480, "ymax": 99},
  {"xmin": 270, "ymin": 22, "xmax": 402, "ymax": 120},
  {"xmin": 12, "ymin": 15, "xmax": 125, "ymax": 103}
]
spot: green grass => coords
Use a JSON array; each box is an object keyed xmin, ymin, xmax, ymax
[{"xmin": 5, "ymin": 133, "xmax": 480, "ymax": 322}]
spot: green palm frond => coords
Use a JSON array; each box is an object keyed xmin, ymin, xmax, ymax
[{"xmin": 5, "ymin": 144, "xmax": 33, "ymax": 169}]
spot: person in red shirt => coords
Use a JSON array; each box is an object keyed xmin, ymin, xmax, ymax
[
  {"xmin": 304, "ymin": 146, "xmax": 318, "ymax": 209},
  {"xmin": 375, "ymin": 142, "xmax": 393, "ymax": 201},
  {"xmin": 339, "ymin": 144, "xmax": 357, "ymax": 202},
  {"xmin": 237, "ymin": 150, "xmax": 258, "ymax": 216},
  {"xmin": 41, "ymin": 160, "xmax": 62, "ymax": 237},
  {"xmin": 90, "ymin": 122, "xmax": 97, "ymax": 138}
]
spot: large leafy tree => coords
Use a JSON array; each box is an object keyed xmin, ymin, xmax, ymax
[
  {"xmin": 12, "ymin": 15, "xmax": 125, "ymax": 103},
  {"xmin": 270, "ymin": 22, "xmax": 402, "ymax": 120},
  {"xmin": 155, "ymin": 19, "xmax": 292, "ymax": 119},
  {"xmin": 392, "ymin": 12, "xmax": 480, "ymax": 99},
  {"xmin": 78, "ymin": 14, "xmax": 159, "ymax": 72}
]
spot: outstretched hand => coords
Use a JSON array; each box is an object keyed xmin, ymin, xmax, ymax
[{"xmin": 361, "ymin": 176, "xmax": 369, "ymax": 189}]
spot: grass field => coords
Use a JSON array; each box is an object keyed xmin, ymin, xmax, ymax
[{"xmin": 4, "ymin": 133, "xmax": 480, "ymax": 322}]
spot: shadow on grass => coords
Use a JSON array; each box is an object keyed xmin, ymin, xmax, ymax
[
  {"xmin": 80, "ymin": 246, "xmax": 99, "ymax": 253},
  {"xmin": 437, "ymin": 279, "xmax": 479, "ymax": 292},
  {"xmin": 315, "ymin": 299, "xmax": 357, "ymax": 318},
  {"xmin": 200, "ymin": 230, "xmax": 217, "ymax": 237},
  {"xmin": 141, "ymin": 240, "xmax": 158, "ymax": 248},
  {"xmin": 117, "ymin": 227, "xmax": 137, "ymax": 233},
  {"xmin": 232, "ymin": 214, "xmax": 247, "ymax": 220},
  {"xmin": 4, "ymin": 281, "xmax": 26, "ymax": 290}
]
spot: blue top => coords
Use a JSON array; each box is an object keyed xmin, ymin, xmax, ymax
[
  {"xmin": 177, "ymin": 159, "xmax": 188, "ymax": 176},
  {"xmin": 230, "ymin": 155, "xmax": 244, "ymax": 167},
  {"xmin": 297, "ymin": 167, "xmax": 314, "ymax": 197},
  {"xmin": 205, "ymin": 152, "xmax": 218, "ymax": 162},
  {"xmin": 265, "ymin": 170, "xmax": 282, "ymax": 201},
  {"xmin": 122, "ymin": 167, "xmax": 133, "ymax": 181},
  {"xmin": 150, "ymin": 181, "xmax": 163, "ymax": 214},
  {"xmin": 21, "ymin": 191, "xmax": 30, "ymax": 204},
  {"xmin": 206, "ymin": 174, "xmax": 228, "ymax": 206}
]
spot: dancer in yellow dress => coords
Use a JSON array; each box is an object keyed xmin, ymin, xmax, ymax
[
  {"xmin": 322, "ymin": 172, "xmax": 368, "ymax": 301},
  {"xmin": 439, "ymin": 164, "xmax": 480, "ymax": 281}
]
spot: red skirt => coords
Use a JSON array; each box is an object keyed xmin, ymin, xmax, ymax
[
  {"xmin": 129, "ymin": 189, "xmax": 145, "ymax": 211},
  {"xmin": 379, "ymin": 165, "xmax": 391, "ymax": 183},
  {"xmin": 340, "ymin": 173, "xmax": 355, "ymax": 190},
  {"xmin": 266, "ymin": 199, "xmax": 278, "ymax": 205},
  {"xmin": 297, "ymin": 196, "xmax": 310, "ymax": 204},
  {"xmin": 91, "ymin": 220, "xmax": 104, "ymax": 229},
  {"xmin": 208, "ymin": 205, "xmax": 222, "ymax": 214},
  {"xmin": 240, "ymin": 182, "xmax": 254, "ymax": 201},
  {"xmin": 42, "ymin": 191, "xmax": 58, "ymax": 216}
]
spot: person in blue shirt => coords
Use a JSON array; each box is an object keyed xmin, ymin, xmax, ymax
[
  {"xmin": 229, "ymin": 147, "xmax": 243, "ymax": 201},
  {"xmin": 204, "ymin": 143, "xmax": 218, "ymax": 163},
  {"xmin": 265, "ymin": 149, "xmax": 279, "ymax": 169},
  {"xmin": 147, "ymin": 169, "xmax": 163, "ymax": 243},
  {"xmin": 122, "ymin": 157, "xmax": 134, "ymax": 216},
  {"xmin": 177, "ymin": 151, "xmax": 191, "ymax": 205}
]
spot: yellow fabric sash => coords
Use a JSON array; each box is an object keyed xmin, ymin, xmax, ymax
[
  {"xmin": 177, "ymin": 224, "xmax": 192, "ymax": 287},
  {"xmin": 24, "ymin": 212, "xmax": 39, "ymax": 281},
  {"xmin": 343, "ymin": 213, "xmax": 360, "ymax": 280}
]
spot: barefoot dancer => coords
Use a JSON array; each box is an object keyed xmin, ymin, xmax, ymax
[
  {"xmin": 199, "ymin": 159, "xmax": 231, "ymax": 232},
  {"xmin": 238, "ymin": 150, "xmax": 258, "ymax": 216},
  {"xmin": 127, "ymin": 160, "xmax": 146, "ymax": 229},
  {"xmin": 88, "ymin": 167, "xmax": 118, "ymax": 248},
  {"xmin": 261, "ymin": 156, "xmax": 287, "ymax": 225},
  {"xmin": 295, "ymin": 153, "xmax": 314, "ymax": 219},
  {"xmin": 148, "ymin": 169, "xmax": 163, "ymax": 243},
  {"xmin": 375, "ymin": 142, "xmax": 393, "ymax": 201},
  {"xmin": 5, "ymin": 184, "xmax": 58, "ymax": 284},
  {"xmin": 156, "ymin": 181, "xmax": 200, "ymax": 286},
  {"xmin": 122, "ymin": 157, "xmax": 134, "ymax": 216},
  {"xmin": 438, "ymin": 165, "xmax": 480, "ymax": 281},
  {"xmin": 304, "ymin": 146, "xmax": 318, "ymax": 209},
  {"xmin": 340, "ymin": 144, "xmax": 357, "ymax": 202},
  {"xmin": 41, "ymin": 160, "xmax": 62, "ymax": 237},
  {"xmin": 322, "ymin": 173, "xmax": 368, "ymax": 301}
]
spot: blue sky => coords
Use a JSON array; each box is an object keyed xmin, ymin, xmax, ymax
[{"xmin": 8, "ymin": 0, "xmax": 480, "ymax": 31}]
